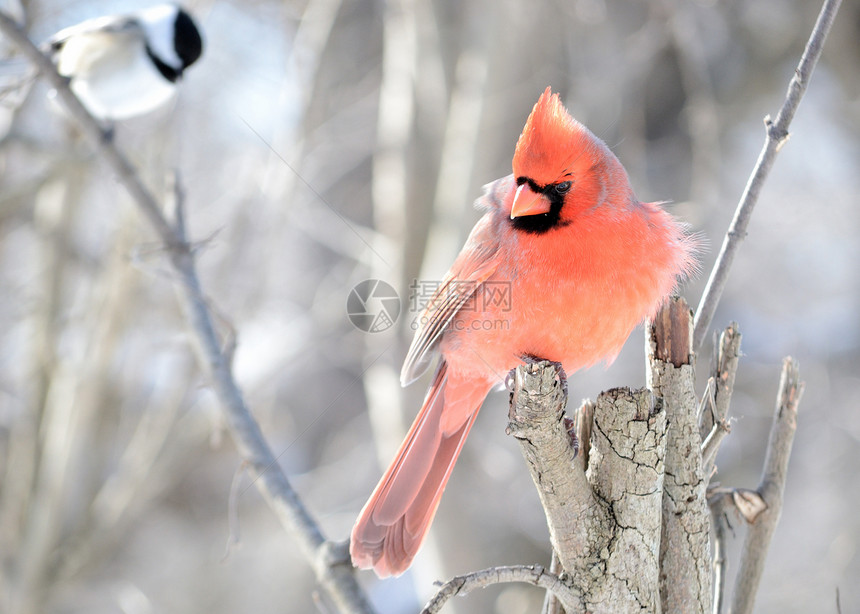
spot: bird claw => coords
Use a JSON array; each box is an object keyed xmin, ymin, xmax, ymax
[
  {"xmin": 564, "ymin": 416, "xmax": 579, "ymax": 458},
  {"xmin": 504, "ymin": 369, "xmax": 516, "ymax": 392},
  {"xmin": 523, "ymin": 356, "xmax": 568, "ymax": 398},
  {"xmin": 506, "ymin": 356, "xmax": 569, "ymax": 398},
  {"xmin": 519, "ymin": 353, "xmax": 543, "ymax": 366},
  {"xmin": 100, "ymin": 122, "xmax": 115, "ymax": 143},
  {"xmin": 556, "ymin": 363, "xmax": 569, "ymax": 398}
]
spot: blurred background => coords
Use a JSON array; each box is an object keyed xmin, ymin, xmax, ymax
[{"xmin": 1, "ymin": 0, "xmax": 858, "ymax": 612}]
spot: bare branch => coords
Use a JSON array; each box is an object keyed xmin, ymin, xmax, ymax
[
  {"xmin": 697, "ymin": 324, "xmax": 742, "ymax": 613},
  {"xmin": 421, "ymin": 565, "xmax": 580, "ymax": 614},
  {"xmin": 692, "ymin": 0, "xmax": 843, "ymax": 349},
  {"xmin": 696, "ymin": 377, "xmax": 716, "ymax": 433},
  {"xmin": 701, "ymin": 417, "xmax": 731, "ymax": 474},
  {"xmin": 732, "ymin": 488, "xmax": 768, "ymax": 524},
  {"xmin": 730, "ymin": 357, "xmax": 804, "ymax": 614},
  {"xmin": 712, "ymin": 324, "xmax": 741, "ymax": 427},
  {"xmin": 700, "ymin": 323, "xmax": 742, "ymax": 481},
  {"xmin": 539, "ymin": 400, "xmax": 594, "ymax": 614},
  {"xmin": 506, "ymin": 361, "xmax": 601, "ymax": 590},
  {"xmin": 0, "ymin": 13, "xmax": 374, "ymax": 614},
  {"xmin": 165, "ymin": 169, "xmax": 187, "ymax": 243},
  {"xmin": 541, "ymin": 550, "xmax": 566, "ymax": 614},
  {"xmin": 708, "ymin": 490, "xmax": 731, "ymax": 614},
  {"xmin": 647, "ymin": 298, "xmax": 711, "ymax": 614},
  {"xmin": 510, "ymin": 361, "xmax": 668, "ymax": 612}
]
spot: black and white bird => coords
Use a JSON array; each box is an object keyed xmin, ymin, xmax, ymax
[{"xmin": 46, "ymin": 4, "xmax": 203, "ymax": 120}]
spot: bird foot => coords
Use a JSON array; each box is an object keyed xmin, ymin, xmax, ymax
[
  {"xmin": 505, "ymin": 358, "xmax": 577, "ymax": 454},
  {"xmin": 505, "ymin": 356, "xmax": 568, "ymax": 397},
  {"xmin": 100, "ymin": 121, "xmax": 115, "ymax": 143},
  {"xmin": 563, "ymin": 416, "xmax": 579, "ymax": 458}
]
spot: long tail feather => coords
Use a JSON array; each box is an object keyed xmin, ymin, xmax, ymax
[{"xmin": 350, "ymin": 362, "xmax": 487, "ymax": 577}]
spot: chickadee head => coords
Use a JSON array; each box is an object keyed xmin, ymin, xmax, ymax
[
  {"xmin": 48, "ymin": 4, "xmax": 204, "ymax": 120},
  {"xmin": 137, "ymin": 4, "xmax": 203, "ymax": 82}
]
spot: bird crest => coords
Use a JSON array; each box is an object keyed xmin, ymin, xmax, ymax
[{"xmin": 512, "ymin": 87, "xmax": 598, "ymax": 186}]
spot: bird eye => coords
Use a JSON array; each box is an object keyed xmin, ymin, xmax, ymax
[{"xmin": 555, "ymin": 181, "xmax": 572, "ymax": 194}]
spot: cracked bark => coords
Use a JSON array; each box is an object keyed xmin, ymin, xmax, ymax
[
  {"xmin": 587, "ymin": 387, "xmax": 667, "ymax": 612},
  {"xmin": 507, "ymin": 363, "xmax": 595, "ymax": 612},
  {"xmin": 436, "ymin": 292, "xmax": 805, "ymax": 614},
  {"xmin": 648, "ymin": 297, "xmax": 712, "ymax": 614},
  {"xmin": 508, "ymin": 362, "xmax": 668, "ymax": 612}
]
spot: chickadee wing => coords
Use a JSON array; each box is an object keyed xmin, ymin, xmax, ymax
[
  {"xmin": 48, "ymin": 18, "xmax": 143, "ymax": 78},
  {"xmin": 47, "ymin": 15, "xmax": 138, "ymax": 55}
]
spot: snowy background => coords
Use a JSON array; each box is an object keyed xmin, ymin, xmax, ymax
[{"xmin": 1, "ymin": 0, "xmax": 858, "ymax": 612}]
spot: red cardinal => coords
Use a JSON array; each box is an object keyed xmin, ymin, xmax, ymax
[{"xmin": 351, "ymin": 87, "xmax": 697, "ymax": 577}]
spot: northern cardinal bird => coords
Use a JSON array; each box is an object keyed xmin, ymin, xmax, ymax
[{"xmin": 351, "ymin": 88, "xmax": 697, "ymax": 577}]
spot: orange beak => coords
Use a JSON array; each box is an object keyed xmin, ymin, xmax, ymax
[{"xmin": 510, "ymin": 183, "xmax": 550, "ymax": 219}]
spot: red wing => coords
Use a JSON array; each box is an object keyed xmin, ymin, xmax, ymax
[{"xmin": 401, "ymin": 178, "xmax": 511, "ymax": 385}]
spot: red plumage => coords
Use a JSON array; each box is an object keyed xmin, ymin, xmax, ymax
[{"xmin": 351, "ymin": 87, "xmax": 697, "ymax": 577}]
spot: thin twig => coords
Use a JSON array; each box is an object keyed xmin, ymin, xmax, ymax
[
  {"xmin": 165, "ymin": 169, "xmax": 187, "ymax": 241},
  {"xmin": 541, "ymin": 550, "xmax": 566, "ymax": 614},
  {"xmin": 701, "ymin": 418, "xmax": 731, "ymax": 474},
  {"xmin": 0, "ymin": 12, "xmax": 374, "ymax": 614},
  {"xmin": 701, "ymin": 323, "xmax": 741, "ymax": 477},
  {"xmin": 222, "ymin": 461, "xmax": 247, "ymax": 562},
  {"xmin": 422, "ymin": 565, "xmax": 580, "ymax": 614},
  {"xmin": 708, "ymin": 491, "xmax": 731, "ymax": 614},
  {"xmin": 712, "ymin": 324, "xmax": 742, "ymax": 425},
  {"xmin": 696, "ymin": 376, "xmax": 716, "ymax": 431},
  {"xmin": 692, "ymin": 0, "xmax": 842, "ymax": 349},
  {"xmin": 730, "ymin": 357, "xmax": 804, "ymax": 614}
]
